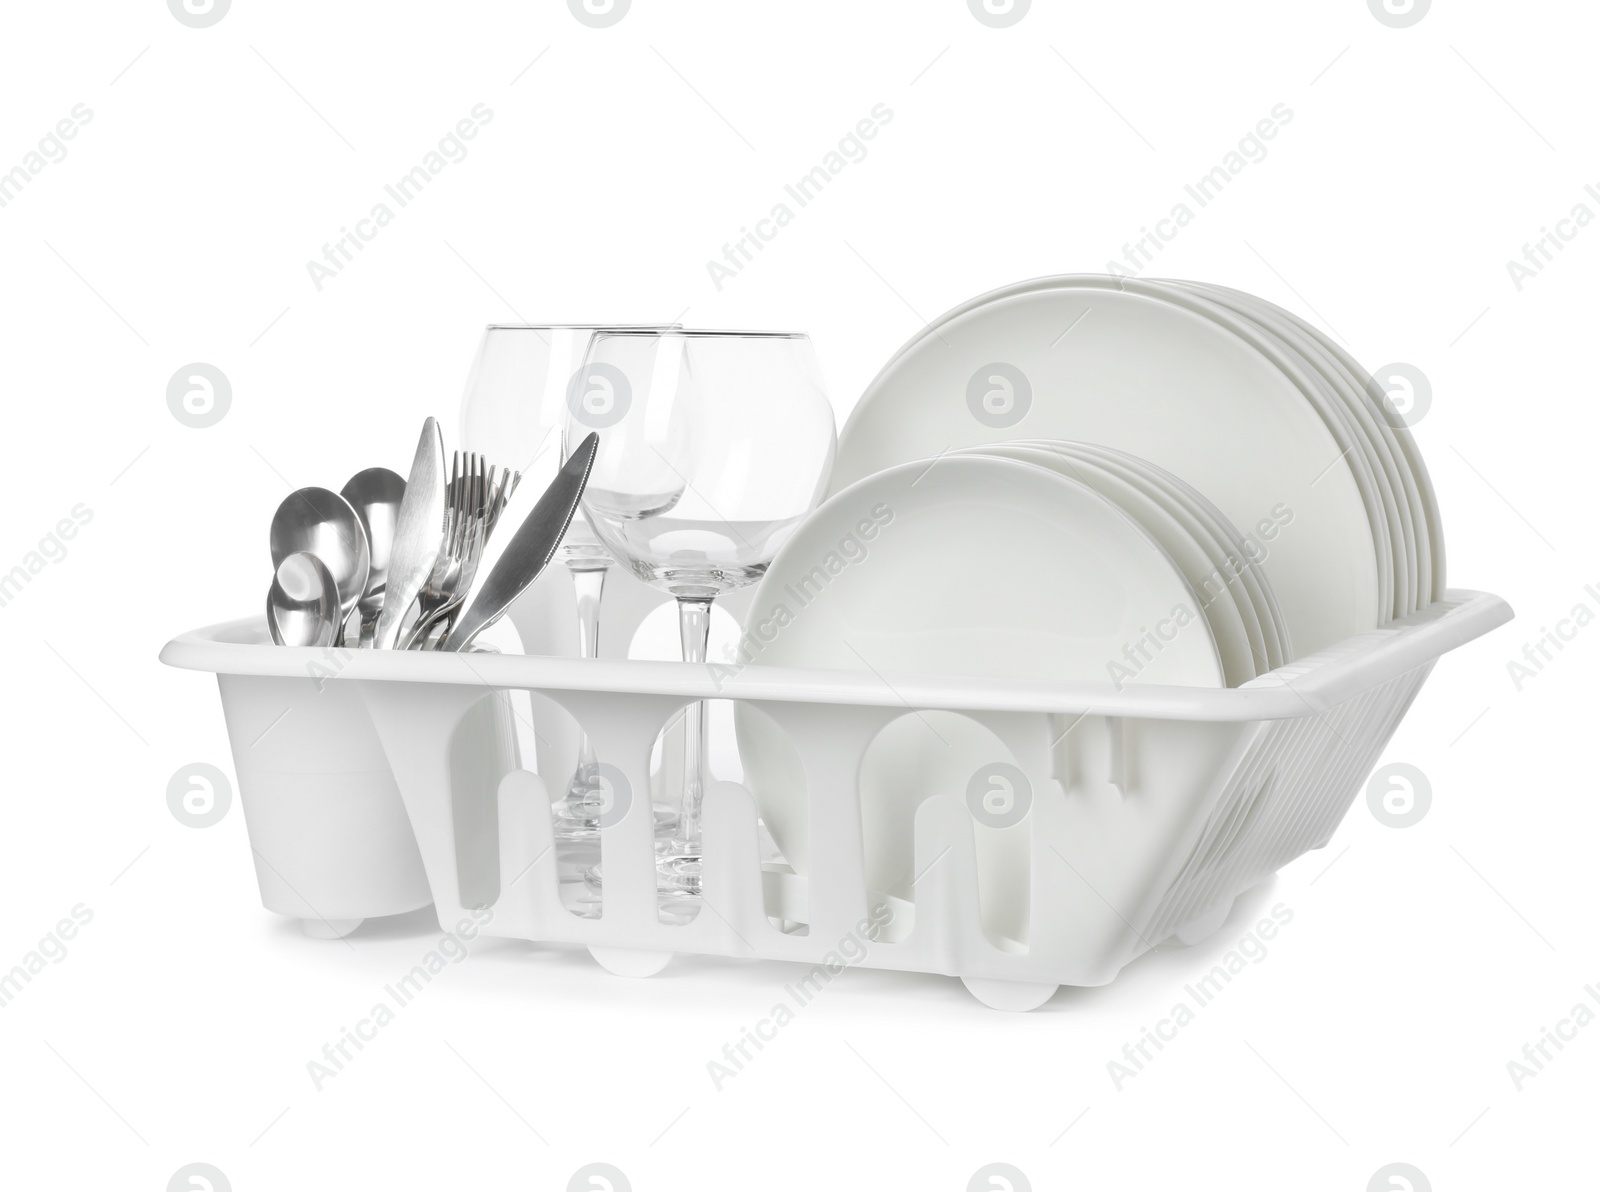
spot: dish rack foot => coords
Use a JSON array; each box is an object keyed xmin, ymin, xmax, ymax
[
  {"xmin": 1173, "ymin": 897, "xmax": 1235, "ymax": 947},
  {"xmin": 961, "ymin": 977, "xmax": 1059, "ymax": 1012},
  {"xmin": 300, "ymin": 917, "xmax": 363, "ymax": 940},
  {"xmin": 589, "ymin": 946, "xmax": 674, "ymax": 978}
]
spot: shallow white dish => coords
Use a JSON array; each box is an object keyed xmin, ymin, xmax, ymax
[
  {"xmin": 736, "ymin": 453, "xmax": 1224, "ymax": 944},
  {"xmin": 833, "ymin": 278, "xmax": 1381, "ymax": 657},
  {"xmin": 953, "ymin": 441, "xmax": 1260, "ymax": 687},
  {"xmin": 1015, "ymin": 438, "xmax": 1292, "ymax": 672},
  {"xmin": 1122, "ymin": 278, "xmax": 1399, "ymax": 623},
  {"xmin": 1256, "ymin": 286, "xmax": 1447, "ymax": 601},
  {"xmin": 1191, "ymin": 280, "xmax": 1441, "ymax": 603},
  {"xmin": 1169, "ymin": 280, "xmax": 1426, "ymax": 616},
  {"xmin": 983, "ymin": 273, "xmax": 1402, "ymax": 624},
  {"xmin": 1004, "ymin": 438, "xmax": 1292, "ymax": 675}
]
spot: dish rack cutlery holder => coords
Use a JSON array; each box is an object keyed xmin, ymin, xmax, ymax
[{"xmin": 161, "ymin": 577, "xmax": 1509, "ymax": 1011}]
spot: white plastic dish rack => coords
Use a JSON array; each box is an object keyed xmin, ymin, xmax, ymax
[{"xmin": 160, "ymin": 579, "xmax": 1509, "ymax": 1011}]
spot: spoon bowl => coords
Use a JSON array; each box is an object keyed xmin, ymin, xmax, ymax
[
  {"xmin": 269, "ymin": 487, "xmax": 370, "ymax": 644},
  {"xmin": 266, "ymin": 551, "xmax": 340, "ymax": 647},
  {"xmin": 340, "ymin": 467, "xmax": 406, "ymax": 644}
]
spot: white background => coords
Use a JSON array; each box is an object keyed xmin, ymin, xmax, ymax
[{"xmin": 1, "ymin": 1, "xmax": 1595, "ymax": 1188}]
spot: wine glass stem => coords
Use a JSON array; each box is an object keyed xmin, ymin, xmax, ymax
[
  {"xmin": 566, "ymin": 563, "xmax": 607, "ymax": 797},
  {"xmin": 676, "ymin": 596, "xmax": 713, "ymax": 848}
]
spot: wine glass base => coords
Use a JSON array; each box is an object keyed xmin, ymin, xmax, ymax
[
  {"xmin": 552, "ymin": 817, "xmax": 601, "ymax": 843},
  {"xmin": 557, "ymin": 802, "xmax": 681, "ymax": 845},
  {"xmin": 655, "ymin": 896, "xmax": 700, "ymax": 927},
  {"xmin": 577, "ymin": 837, "xmax": 704, "ymax": 889},
  {"xmin": 558, "ymin": 879, "xmax": 603, "ymax": 919},
  {"xmin": 653, "ymin": 845, "xmax": 703, "ymax": 896}
]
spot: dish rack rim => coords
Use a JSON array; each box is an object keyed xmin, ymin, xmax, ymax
[{"xmin": 161, "ymin": 588, "xmax": 1509, "ymax": 720}]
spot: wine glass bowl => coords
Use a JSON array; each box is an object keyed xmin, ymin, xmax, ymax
[
  {"xmin": 459, "ymin": 324, "xmax": 681, "ymax": 563},
  {"xmin": 571, "ymin": 331, "xmax": 836, "ymax": 597}
]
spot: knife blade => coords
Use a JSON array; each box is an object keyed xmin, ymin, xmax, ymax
[
  {"xmin": 371, "ymin": 417, "xmax": 447, "ymax": 649},
  {"xmin": 441, "ymin": 432, "xmax": 599, "ymax": 652}
]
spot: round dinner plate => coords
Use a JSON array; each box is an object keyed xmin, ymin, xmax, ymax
[
  {"xmin": 1175, "ymin": 279, "xmax": 1443, "ymax": 606},
  {"xmin": 834, "ymin": 278, "xmax": 1382, "ymax": 657},
  {"xmin": 1299, "ymin": 315, "xmax": 1445, "ymax": 603},
  {"xmin": 954, "ymin": 441, "xmax": 1261, "ymax": 686},
  {"xmin": 1168, "ymin": 280, "xmax": 1425, "ymax": 616},
  {"xmin": 735, "ymin": 454, "xmax": 1225, "ymax": 943},
  {"xmin": 1119, "ymin": 278, "xmax": 1398, "ymax": 624},
  {"xmin": 866, "ymin": 272, "xmax": 1399, "ymax": 631},
  {"xmin": 752, "ymin": 453, "xmax": 1225, "ymax": 686},
  {"xmin": 1007, "ymin": 438, "xmax": 1292, "ymax": 673}
]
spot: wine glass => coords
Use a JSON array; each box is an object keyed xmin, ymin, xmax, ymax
[
  {"xmin": 459, "ymin": 324, "xmax": 677, "ymax": 848},
  {"xmin": 565, "ymin": 330, "xmax": 836, "ymax": 898}
]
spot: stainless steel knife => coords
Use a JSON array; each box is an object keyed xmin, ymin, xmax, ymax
[
  {"xmin": 441, "ymin": 432, "xmax": 599, "ymax": 652},
  {"xmin": 371, "ymin": 417, "xmax": 447, "ymax": 649}
]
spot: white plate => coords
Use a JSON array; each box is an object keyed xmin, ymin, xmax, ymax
[
  {"xmin": 1034, "ymin": 439, "xmax": 1292, "ymax": 671},
  {"xmin": 1123, "ymin": 279, "xmax": 1398, "ymax": 623},
  {"xmin": 1259, "ymin": 294, "xmax": 1445, "ymax": 602},
  {"xmin": 1169, "ymin": 280, "xmax": 1425, "ymax": 615},
  {"xmin": 735, "ymin": 454, "xmax": 1224, "ymax": 944},
  {"xmin": 954, "ymin": 442, "xmax": 1259, "ymax": 686},
  {"xmin": 836, "ymin": 278, "xmax": 1382, "ymax": 657},
  {"xmin": 1176, "ymin": 280, "xmax": 1441, "ymax": 606},
  {"xmin": 1009, "ymin": 438, "xmax": 1291, "ymax": 673},
  {"xmin": 965, "ymin": 273, "xmax": 1398, "ymax": 626}
]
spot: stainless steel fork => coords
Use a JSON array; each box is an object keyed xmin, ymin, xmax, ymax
[{"xmin": 403, "ymin": 452, "xmax": 515, "ymax": 649}]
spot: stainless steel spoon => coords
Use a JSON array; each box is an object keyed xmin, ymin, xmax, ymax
[
  {"xmin": 269, "ymin": 487, "xmax": 370, "ymax": 646},
  {"xmin": 266, "ymin": 551, "xmax": 340, "ymax": 647},
  {"xmin": 340, "ymin": 467, "xmax": 406, "ymax": 646}
]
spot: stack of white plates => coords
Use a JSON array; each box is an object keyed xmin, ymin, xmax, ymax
[
  {"xmin": 954, "ymin": 439, "xmax": 1289, "ymax": 685},
  {"xmin": 734, "ymin": 275, "xmax": 1448, "ymax": 945},
  {"xmin": 827, "ymin": 274, "xmax": 1444, "ymax": 659}
]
